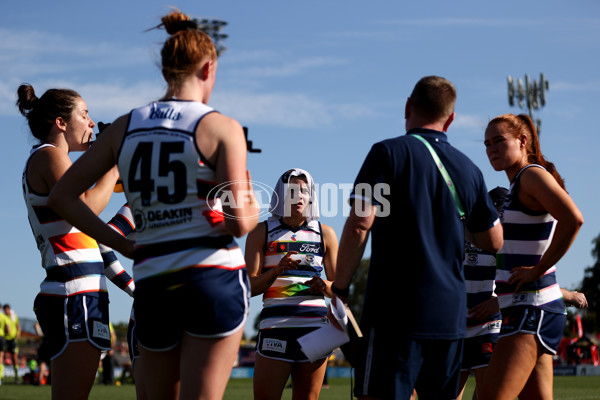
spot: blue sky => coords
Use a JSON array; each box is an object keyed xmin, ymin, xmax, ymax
[{"xmin": 1, "ymin": 1, "xmax": 599, "ymax": 337}]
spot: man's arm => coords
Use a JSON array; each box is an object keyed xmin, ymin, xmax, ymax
[
  {"xmin": 333, "ymin": 201, "xmax": 376, "ymax": 300},
  {"xmin": 468, "ymin": 221, "xmax": 503, "ymax": 254}
]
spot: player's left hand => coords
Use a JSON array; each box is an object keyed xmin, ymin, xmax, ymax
[
  {"xmin": 468, "ymin": 296, "xmax": 500, "ymax": 320},
  {"xmin": 508, "ymin": 265, "xmax": 544, "ymax": 292}
]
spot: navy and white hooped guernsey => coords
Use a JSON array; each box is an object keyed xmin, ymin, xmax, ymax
[
  {"xmin": 464, "ymin": 241, "xmax": 501, "ymax": 339},
  {"xmin": 117, "ymin": 99, "xmax": 245, "ymax": 283},
  {"xmin": 259, "ymin": 218, "xmax": 328, "ymax": 330},
  {"xmin": 495, "ymin": 164, "xmax": 565, "ymax": 314}
]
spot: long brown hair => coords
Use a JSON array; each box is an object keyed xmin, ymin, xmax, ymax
[
  {"xmin": 488, "ymin": 113, "xmax": 565, "ymax": 189},
  {"xmin": 16, "ymin": 84, "xmax": 81, "ymax": 143}
]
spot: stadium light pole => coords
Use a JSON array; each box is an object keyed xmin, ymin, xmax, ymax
[
  {"xmin": 192, "ymin": 17, "xmax": 261, "ymax": 153},
  {"xmin": 193, "ymin": 18, "xmax": 229, "ymax": 57},
  {"xmin": 507, "ymin": 73, "xmax": 549, "ymax": 135}
]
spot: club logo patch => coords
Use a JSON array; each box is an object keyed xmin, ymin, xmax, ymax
[{"xmin": 466, "ymin": 253, "xmax": 479, "ymax": 265}]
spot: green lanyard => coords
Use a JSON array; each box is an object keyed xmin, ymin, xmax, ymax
[{"xmin": 412, "ymin": 134, "xmax": 466, "ymax": 221}]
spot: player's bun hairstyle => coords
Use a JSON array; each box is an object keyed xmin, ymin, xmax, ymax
[
  {"xmin": 487, "ymin": 113, "xmax": 565, "ymax": 190},
  {"xmin": 16, "ymin": 84, "xmax": 81, "ymax": 142},
  {"xmin": 156, "ymin": 9, "xmax": 217, "ymax": 93}
]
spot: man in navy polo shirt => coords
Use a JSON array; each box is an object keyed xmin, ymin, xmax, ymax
[{"xmin": 332, "ymin": 76, "xmax": 503, "ymax": 399}]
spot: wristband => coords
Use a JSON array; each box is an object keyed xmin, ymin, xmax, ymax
[{"xmin": 331, "ymin": 283, "xmax": 350, "ymax": 298}]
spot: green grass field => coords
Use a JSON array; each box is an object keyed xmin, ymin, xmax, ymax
[{"xmin": 1, "ymin": 376, "xmax": 600, "ymax": 399}]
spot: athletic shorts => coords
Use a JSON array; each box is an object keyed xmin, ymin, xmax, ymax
[
  {"xmin": 33, "ymin": 293, "xmax": 111, "ymax": 360},
  {"xmin": 500, "ymin": 306, "xmax": 566, "ymax": 354},
  {"xmin": 37, "ymin": 336, "xmax": 52, "ymax": 364},
  {"xmin": 127, "ymin": 314, "xmax": 140, "ymax": 367},
  {"xmin": 4, "ymin": 338, "xmax": 17, "ymax": 354},
  {"xmin": 256, "ymin": 326, "xmax": 330, "ymax": 363},
  {"xmin": 133, "ymin": 267, "xmax": 249, "ymax": 351},
  {"xmin": 461, "ymin": 319, "xmax": 501, "ymax": 371},
  {"xmin": 354, "ymin": 327, "xmax": 463, "ymax": 399},
  {"xmin": 0, "ymin": 337, "xmax": 6, "ymax": 352}
]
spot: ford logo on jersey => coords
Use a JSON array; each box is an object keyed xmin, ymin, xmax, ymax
[{"xmin": 299, "ymin": 243, "xmax": 320, "ymax": 253}]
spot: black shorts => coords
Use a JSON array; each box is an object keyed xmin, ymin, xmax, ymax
[
  {"xmin": 4, "ymin": 338, "xmax": 17, "ymax": 354},
  {"xmin": 134, "ymin": 267, "xmax": 250, "ymax": 350},
  {"xmin": 33, "ymin": 293, "xmax": 111, "ymax": 360},
  {"xmin": 461, "ymin": 336, "xmax": 496, "ymax": 371},
  {"xmin": 256, "ymin": 327, "xmax": 329, "ymax": 363},
  {"xmin": 127, "ymin": 310, "xmax": 140, "ymax": 367},
  {"xmin": 37, "ymin": 336, "xmax": 52, "ymax": 364},
  {"xmin": 461, "ymin": 319, "xmax": 501, "ymax": 371}
]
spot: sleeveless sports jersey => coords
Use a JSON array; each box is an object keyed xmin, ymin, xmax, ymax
[
  {"xmin": 495, "ymin": 164, "xmax": 565, "ymax": 314},
  {"xmin": 464, "ymin": 241, "xmax": 501, "ymax": 339},
  {"xmin": 259, "ymin": 218, "xmax": 327, "ymax": 330},
  {"xmin": 22, "ymin": 144, "xmax": 107, "ymax": 298},
  {"xmin": 117, "ymin": 100, "xmax": 245, "ymax": 282}
]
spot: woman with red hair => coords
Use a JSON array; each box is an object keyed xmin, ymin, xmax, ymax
[
  {"xmin": 49, "ymin": 9, "xmax": 258, "ymax": 399},
  {"xmin": 480, "ymin": 114, "xmax": 583, "ymax": 400}
]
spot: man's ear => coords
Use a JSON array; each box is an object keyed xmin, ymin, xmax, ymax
[{"xmin": 442, "ymin": 112, "xmax": 455, "ymax": 132}]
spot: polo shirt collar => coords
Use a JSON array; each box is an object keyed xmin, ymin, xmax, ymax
[{"xmin": 406, "ymin": 128, "xmax": 448, "ymax": 143}]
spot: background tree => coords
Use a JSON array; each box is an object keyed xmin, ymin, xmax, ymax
[{"xmin": 346, "ymin": 258, "xmax": 370, "ymax": 324}]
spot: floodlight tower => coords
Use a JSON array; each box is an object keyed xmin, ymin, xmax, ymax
[
  {"xmin": 507, "ymin": 73, "xmax": 549, "ymax": 134},
  {"xmin": 191, "ymin": 17, "xmax": 261, "ymax": 153},
  {"xmin": 194, "ymin": 18, "xmax": 229, "ymax": 57}
]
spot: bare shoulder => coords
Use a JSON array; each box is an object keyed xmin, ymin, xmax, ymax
[
  {"xmin": 201, "ymin": 112, "xmax": 244, "ymax": 140},
  {"xmin": 27, "ymin": 146, "xmax": 71, "ymax": 193},
  {"xmin": 320, "ymin": 223, "xmax": 339, "ymax": 241},
  {"xmin": 33, "ymin": 145, "xmax": 70, "ymax": 171},
  {"xmin": 245, "ymin": 220, "xmax": 267, "ymax": 250},
  {"xmin": 520, "ymin": 164, "xmax": 551, "ymax": 180},
  {"xmin": 519, "ymin": 165, "xmax": 563, "ymax": 196}
]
